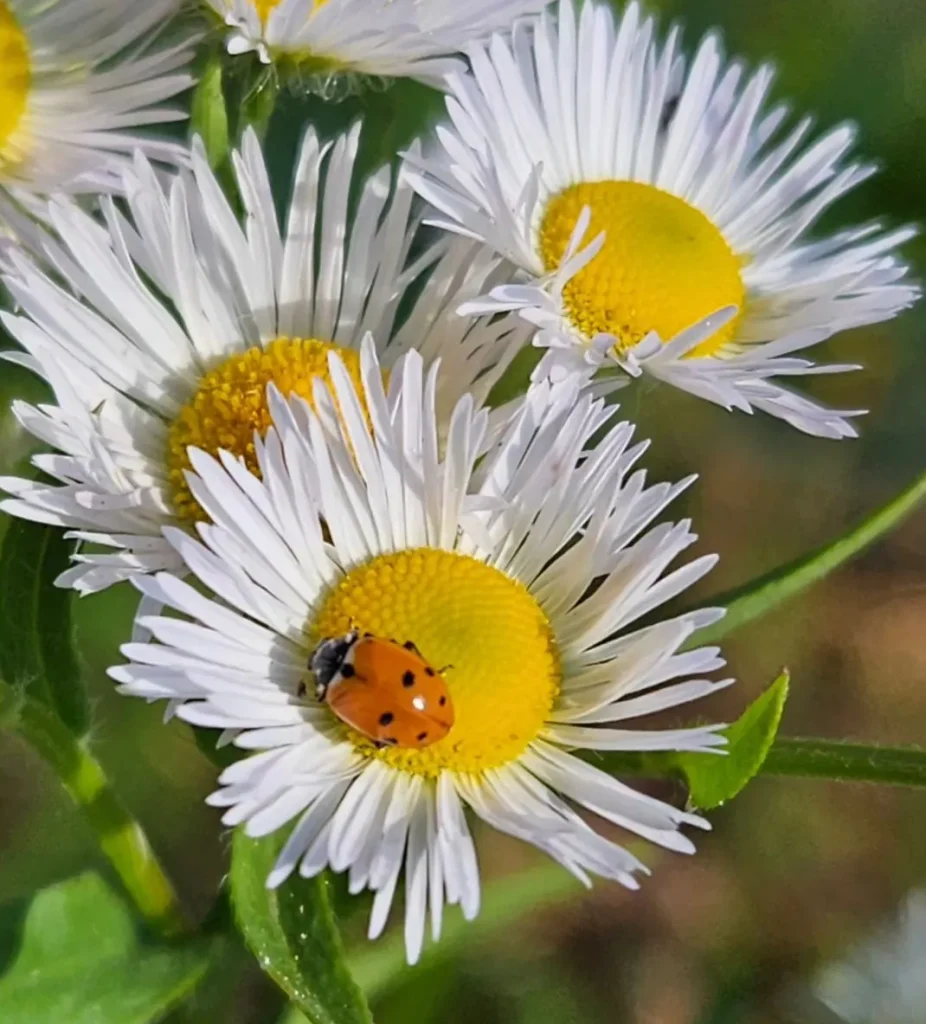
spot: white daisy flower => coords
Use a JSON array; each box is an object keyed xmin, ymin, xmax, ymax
[
  {"xmin": 0, "ymin": 0, "xmax": 194, "ymax": 202},
  {"xmin": 207, "ymin": 0, "xmax": 553, "ymax": 86},
  {"xmin": 0, "ymin": 125, "xmax": 529, "ymax": 594},
  {"xmin": 109, "ymin": 343, "xmax": 731, "ymax": 963},
  {"xmin": 815, "ymin": 889, "xmax": 926, "ymax": 1024},
  {"xmin": 406, "ymin": 0, "xmax": 920, "ymax": 439}
]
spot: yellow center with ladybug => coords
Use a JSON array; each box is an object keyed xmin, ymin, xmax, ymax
[{"xmin": 309, "ymin": 549, "xmax": 561, "ymax": 777}]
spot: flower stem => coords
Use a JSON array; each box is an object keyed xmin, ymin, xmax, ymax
[
  {"xmin": 596, "ymin": 737, "xmax": 926, "ymax": 790},
  {"xmin": 692, "ymin": 465, "xmax": 926, "ymax": 645},
  {"xmin": 3, "ymin": 680, "xmax": 187, "ymax": 937},
  {"xmin": 761, "ymin": 738, "xmax": 926, "ymax": 787}
]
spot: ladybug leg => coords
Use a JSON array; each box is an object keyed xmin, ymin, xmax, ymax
[
  {"xmin": 296, "ymin": 679, "xmax": 308, "ymax": 699},
  {"xmin": 402, "ymin": 639, "xmax": 421, "ymax": 654},
  {"xmin": 315, "ymin": 678, "xmax": 329, "ymax": 702}
]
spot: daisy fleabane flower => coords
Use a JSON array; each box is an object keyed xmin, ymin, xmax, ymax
[
  {"xmin": 0, "ymin": 125, "xmax": 529, "ymax": 595},
  {"xmin": 109, "ymin": 343, "xmax": 732, "ymax": 964},
  {"xmin": 0, "ymin": 0, "xmax": 194, "ymax": 203},
  {"xmin": 406, "ymin": 0, "xmax": 919, "ymax": 439},
  {"xmin": 208, "ymin": 0, "xmax": 553, "ymax": 85}
]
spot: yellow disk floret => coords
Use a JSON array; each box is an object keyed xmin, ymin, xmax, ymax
[
  {"xmin": 539, "ymin": 180, "xmax": 745, "ymax": 358},
  {"xmin": 253, "ymin": 0, "xmax": 327, "ymax": 24},
  {"xmin": 253, "ymin": 0, "xmax": 278, "ymax": 22},
  {"xmin": 313, "ymin": 550, "xmax": 561, "ymax": 777},
  {"xmin": 167, "ymin": 338, "xmax": 364, "ymax": 523},
  {"xmin": 0, "ymin": 1, "xmax": 31, "ymax": 167}
]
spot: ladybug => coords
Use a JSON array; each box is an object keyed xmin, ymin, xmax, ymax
[{"xmin": 309, "ymin": 631, "xmax": 454, "ymax": 749}]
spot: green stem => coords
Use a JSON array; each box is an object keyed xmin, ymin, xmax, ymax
[
  {"xmin": 5, "ymin": 682, "xmax": 187, "ymax": 937},
  {"xmin": 761, "ymin": 738, "xmax": 926, "ymax": 787},
  {"xmin": 693, "ymin": 465, "xmax": 926, "ymax": 645},
  {"xmin": 595, "ymin": 737, "xmax": 926, "ymax": 789}
]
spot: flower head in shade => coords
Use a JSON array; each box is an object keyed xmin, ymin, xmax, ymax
[
  {"xmin": 0, "ymin": 126, "xmax": 528, "ymax": 594},
  {"xmin": 207, "ymin": 0, "xmax": 553, "ymax": 87},
  {"xmin": 110, "ymin": 345, "xmax": 731, "ymax": 963},
  {"xmin": 407, "ymin": 0, "xmax": 919, "ymax": 438},
  {"xmin": 814, "ymin": 889, "xmax": 926, "ymax": 1024},
  {"xmin": 0, "ymin": 0, "xmax": 194, "ymax": 202}
]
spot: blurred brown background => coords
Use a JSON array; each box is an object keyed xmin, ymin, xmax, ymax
[{"xmin": 2, "ymin": 0, "xmax": 926, "ymax": 1021}]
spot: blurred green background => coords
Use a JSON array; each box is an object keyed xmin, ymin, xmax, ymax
[{"xmin": 3, "ymin": 0, "xmax": 926, "ymax": 1021}]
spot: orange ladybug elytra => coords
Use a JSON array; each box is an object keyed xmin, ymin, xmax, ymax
[{"xmin": 310, "ymin": 631, "xmax": 454, "ymax": 749}]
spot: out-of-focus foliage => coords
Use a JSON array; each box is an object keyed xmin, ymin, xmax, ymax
[{"xmin": 0, "ymin": 873, "xmax": 212, "ymax": 1023}]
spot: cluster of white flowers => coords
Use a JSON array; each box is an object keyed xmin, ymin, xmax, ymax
[{"xmin": 0, "ymin": 0, "xmax": 916, "ymax": 964}]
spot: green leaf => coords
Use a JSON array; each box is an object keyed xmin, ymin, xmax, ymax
[
  {"xmin": 675, "ymin": 671, "xmax": 790, "ymax": 810},
  {"xmin": 0, "ymin": 873, "xmax": 211, "ymax": 1024},
  {"xmin": 191, "ymin": 57, "xmax": 230, "ymax": 170},
  {"xmin": 691, "ymin": 467, "xmax": 926, "ymax": 646},
  {"xmin": 350, "ymin": 861, "xmax": 581, "ymax": 1002},
  {"xmin": 230, "ymin": 829, "xmax": 372, "ymax": 1024},
  {"xmin": 0, "ymin": 518, "xmax": 87, "ymax": 735}
]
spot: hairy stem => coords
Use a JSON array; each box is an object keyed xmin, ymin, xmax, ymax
[
  {"xmin": 761, "ymin": 737, "xmax": 926, "ymax": 787},
  {"xmin": 596, "ymin": 737, "xmax": 926, "ymax": 790}
]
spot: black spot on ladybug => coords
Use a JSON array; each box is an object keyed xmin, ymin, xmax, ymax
[
  {"xmin": 424, "ymin": 667, "xmax": 435, "ymax": 677},
  {"xmin": 439, "ymin": 695, "xmax": 447, "ymax": 706},
  {"xmin": 340, "ymin": 663, "xmax": 356, "ymax": 678},
  {"xmin": 417, "ymin": 731, "xmax": 428, "ymax": 742},
  {"xmin": 379, "ymin": 712, "xmax": 394, "ymax": 726},
  {"xmin": 363, "ymin": 632, "xmax": 373, "ymax": 638},
  {"xmin": 402, "ymin": 670, "xmax": 415, "ymax": 687}
]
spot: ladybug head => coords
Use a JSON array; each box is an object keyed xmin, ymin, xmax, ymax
[{"xmin": 310, "ymin": 630, "xmax": 358, "ymax": 693}]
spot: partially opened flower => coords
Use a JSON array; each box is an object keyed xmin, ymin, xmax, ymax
[
  {"xmin": 407, "ymin": 0, "xmax": 919, "ymax": 438},
  {"xmin": 207, "ymin": 0, "xmax": 553, "ymax": 87},
  {"xmin": 110, "ymin": 343, "xmax": 730, "ymax": 963},
  {"xmin": 0, "ymin": 126, "xmax": 527, "ymax": 594},
  {"xmin": 0, "ymin": 0, "xmax": 194, "ymax": 206}
]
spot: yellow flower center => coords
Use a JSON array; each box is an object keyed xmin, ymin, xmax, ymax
[
  {"xmin": 166, "ymin": 338, "xmax": 363, "ymax": 523},
  {"xmin": 312, "ymin": 550, "xmax": 561, "ymax": 777},
  {"xmin": 0, "ymin": 1, "xmax": 30, "ymax": 164},
  {"xmin": 539, "ymin": 181, "xmax": 745, "ymax": 358},
  {"xmin": 253, "ymin": 0, "xmax": 326, "ymax": 25}
]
